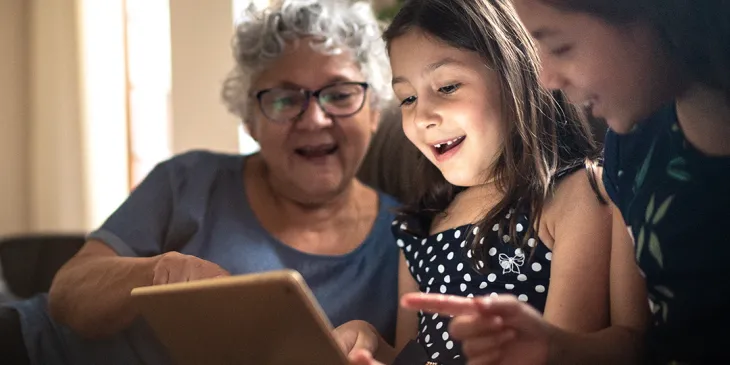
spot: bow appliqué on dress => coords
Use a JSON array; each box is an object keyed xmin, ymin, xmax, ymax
[{"xmin": 498, "ymin": 252, "xmax": 525, "ymax": 274}]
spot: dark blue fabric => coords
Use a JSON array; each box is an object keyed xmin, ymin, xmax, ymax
[
  {"xmin": 9, "ymin": 151, "xmax": 400, "ymax": 365},
  {"xmin": 603, "ymin": 105, "xmax": 730, "ymax": 364}
]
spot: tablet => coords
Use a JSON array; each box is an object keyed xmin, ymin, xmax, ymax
[{"xmin": 131, "ymin": 269, "xmax": 349, "ymax": 365}]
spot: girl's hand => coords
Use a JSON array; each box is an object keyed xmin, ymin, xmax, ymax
[
  {"xmin": 333, "ymin": 320, "xmax": 381, "ymax": 357},
  {"xmin": 348, "ymin": 349, "xmax": 385, "ymax": 365},
  {"xmin": 401, "ymin": 293, "xmax": 552, "ymax": 365}
]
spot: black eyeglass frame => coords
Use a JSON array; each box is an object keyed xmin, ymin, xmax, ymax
[{"xmin": 253, "ymin": 81, "xmax": 370, "ymax": 123}]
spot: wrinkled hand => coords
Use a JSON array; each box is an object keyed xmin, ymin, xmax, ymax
[
  {"xmin": 333, "ymin": 320, "xmax": 381, "ymax": 357},
  {"xmin": 151, "ymin": 251, "xmax": 230, "ymax": 285},
  {"xmin": 401, "ymin": 293, "xmax": 551, "ymax": 365}
]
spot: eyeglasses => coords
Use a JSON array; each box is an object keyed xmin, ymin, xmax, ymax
[{"xmin": 253, "ymin": 82, "xmax": 369, "ymax": 123}]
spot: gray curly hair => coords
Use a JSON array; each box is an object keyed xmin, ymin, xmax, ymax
[{"xmin": 222, "ymin": 0, "xmax": 393, "ymax": 123}]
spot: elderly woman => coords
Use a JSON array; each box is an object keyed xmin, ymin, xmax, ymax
[{"xmin": 0, "ymin": 1, "xmax": 399, "ymax": 364}]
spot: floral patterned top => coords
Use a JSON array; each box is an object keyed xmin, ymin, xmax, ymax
[{"xmin": 603, "ymin": 104, "xmax": 730, "ymax": 364}]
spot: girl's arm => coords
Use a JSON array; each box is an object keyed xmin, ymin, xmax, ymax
[{"xmin": 541, "ymin": 169, "xmax": 612, "ymax": 332}]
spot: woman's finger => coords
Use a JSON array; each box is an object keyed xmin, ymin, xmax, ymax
[
  {"xmin": 449, "ymin": 313, "xmax": 505, "ymax": 339},
  {"xmin": 401, "ymin": 293, "xmax": 480, "ymax": 316},
  {"xmin": 348, "ymin": 349, "xmax": 383, "ymax": 365},
  {"xmin": 460, "ymin": 330, "xmax": 515, "ymax": 359}
]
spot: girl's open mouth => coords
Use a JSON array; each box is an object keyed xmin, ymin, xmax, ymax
[{"xmin": 432, "ymin": 136, "xmax": 466, "ymax": 155}]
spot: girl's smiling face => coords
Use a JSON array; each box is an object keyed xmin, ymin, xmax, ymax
[{"xmin": 389, "ymin": 29, "xmax": 505, "ymax": 187}]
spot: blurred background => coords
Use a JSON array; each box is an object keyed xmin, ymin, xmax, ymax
[{"xmin": 0, "ymin": 0, "xmax": 402, "ymax": 237}]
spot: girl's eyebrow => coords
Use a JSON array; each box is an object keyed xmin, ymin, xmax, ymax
[
  {"xmin": 531, "ymin": 27, "xmax": 560, "ymax": 40},
  {"xmin": 392, "ymin": 57, "xmax": 466, "ymax": 86}
]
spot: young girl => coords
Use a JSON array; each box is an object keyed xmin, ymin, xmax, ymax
[
  {"xmin": 403, "ymin": 1, "xmax": 730, "ymax": 364},
  {"xmin": 337, "ymin": 0, "xmax": 616, "ymax": 363}
]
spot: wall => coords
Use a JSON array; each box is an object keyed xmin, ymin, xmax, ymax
[
  {"xmin": 169, "ymin": 0, "xmax": 240, "ymax": 154},
  {"xmin": 0, "ymin": 0, "xmax": 30, "ymax": 236}
]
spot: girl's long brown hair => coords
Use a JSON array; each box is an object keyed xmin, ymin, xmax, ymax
[{"xmin": 383, "ymin": 0, "xmax": 599, "ymax": 270}]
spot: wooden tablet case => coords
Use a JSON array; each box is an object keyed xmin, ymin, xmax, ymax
[{"xmin": 131, "ymin": 270, "xmax": 349, "ymax": 365}]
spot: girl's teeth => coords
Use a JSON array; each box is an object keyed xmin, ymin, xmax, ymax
[{"xmin": 446, "ymin": 141, "xmax": 453, "ymax": 146}]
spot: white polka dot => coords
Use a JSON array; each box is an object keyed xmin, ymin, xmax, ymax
[
  {"xmin": 397, "ymin": 239, "xmax": 405, "ymax": 247},
  {"xmin": 488, "ymin": 247, "xmax": 497, "ymax": 256},
  {"xmin": 406, "ymin": 244, "xmax": 412, "ymax": 252},
  {"xmin": 453, "ymin": 354, "xmax": 460, "ymax": 359},
  {"xmin": 518, "ymin": 294, "xmax": 528, "ymax": 302},
  {"xmin": 400, "ymin": 223, "xmax": 408, "ymax": 230},
  {"xmin": 425, "ymin": 334, "xmax": 431, "ymax": 343},
  {"xmin": 506, "ymin": 213, "xmax": 512, "ymax": 219},
  {"xmin": 516, "ymin": 223, "xmax": 524, "ymax": 232},
  {"xmin": 417, "ymin": 274, "xmax": 421, "ymax": 282},
  {"xmin": 392, "ymin": 220, "xmax": 398, "ymax": 226},
  {"xmin": 536, "ymin": 285, "xmax": 546, "ymax": 293},
  {"xmin": 410, "ymin": 266, "xmax": 414, "ymax": 273},
  {"xmin": 492, "ymin": 224, "xmax": 500, "ymax": 231},
  {"xmin": 424, "ymin": 325, "xmax": 428, "ymax": 331},
  {"xmin": 490, "ymin": 292, "xmax": 498, "ymax": 297},
  {"xmin": 460, "ymin": 283, "xmax": 467, "ymax": 292},
  {"xmin": 487, "ymin": 273, "xmax": 497, "ymax": 282},
  {"xmin": 437, "ymin": 233, "xmax": 443, "ymax": 242},
  {"xmin": 505, "ymin": 284, "xmax": 515, "ymax": 290},
  {"xmin": 442, "ymin": 243, "xmax": 450, "ymax": 251},
  {"xmin": 414, "ymin": 251, "xmax": 419, "ymax": 259},
  {"xmin": 460, "ymin": 240, "xmax": 467, "ymax": 248},
  {"xmin": 467, "ymin": 250, "xmax": 473, "ymax": 258},
  {"xmin": 467, "ymin": 293, "xmax": 474, "ymax": 298},
  {"xmin": 454, "ymin": 230, "xmax": 461, "ymax": 239},
  {"xmin": 440, "ymin": 285, "xmax": 446, "ymax": 293},
  {"xmin": 428, "ymin": 277, "xmax": 434, "ymax": 285},
  {"xmin": 419, "ymin": 260, "xmax": 423, "ymax": 268},
  {"xmin": 527, "ymin": 238, "xmax": 537, "ymax": 247},
  {"xmin": 433, "ymin": 322, "xmax": 441, "ymax": 330},
  {"xmin": 430, "ymin": 255, "xmax": 437, "ymax": 262},
  {"xmin": 447, "ymin": 252, "xmax": 454, "ymax": 260},
  {"xmin": 427, "ymin": 246, "xmax": 433, "ymax": 254},
  {"xmin": 479, "ymin": 282, "xmax": 488, "ymax": 289},
  {"xmin": 421, "ymin": 238, "xmax": 427, "ymax": 245},
  {"xmin": 457, "ymin": 263, "xmax": 464, "ymax": 271},
  {"xmin": 546, "ymin": 252, "xmax": 552, "ymax": 261},
  {"xmin": 438, "ymin": 264, "xmax": 445, "ymax": 273},
  {"xmin": 515, "ymin": 248, "xmax": 524, "ymax": 256},
  {"xmin": 478, "ymin": 260, "xmax": 485, "ymax": 268},
  {"xmin": 479, "ymin": 237, "xmax": 485, "ymax": 245},
  {"xmin": 427, "ymin": 343, "xmax": 433, "ymax": 347},
  {"xmin": 446, "ymin": 341, "xmax": 454, "ymax": 350},
  {"xmin": 473, "ymin": 227, "xmax": 479, "ymax": 235},
  {"xmin": 426, "ymin": 267, "xmax": 430, "ymax": 273},
  {"xmin": 532, "ymin": 263, "xmax": 542, "ymax": 272},
  {"xmin": 444, "ymin": 275, "xmax": 451, "ymax": 283},
  {"xmin": 432, "ymin": 313, "xmax": 439, "ymax": 320},
  {"xmin": 464, "ymin": 273, "xmax": 472, "ymax": 282},
  {"xmin": 432, "ymin": 352, "xmax": 440, "ymax": 360},
  {"xmin": 442, "ymin": 332, "xmax": 449, "ymax": 341},
  {"xmin": 503, "ymin": 235, "xmax": 511, "ymax": 243},
  {"xmin": 426, "ymin": 287, "xmax": 430, "ymax": 293},
  {"xmin": 517, "ymin": 274, "xmax": 527, "ymax": 282},
  {"xmin": 421, "ymin": 316, "xmax": 425, "ymax": 324}
]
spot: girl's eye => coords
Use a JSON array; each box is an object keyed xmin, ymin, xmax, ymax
[
  {"xmin": 550, "ymin": 45, "xmax": 573, "ymax": 56},
  {"xmin": 400, "ymin": 96, "xmax": 417, "ymax": 107},
  {"xmin": 438, "ymin": 83, "xmax": 461, "ymax": 94}
]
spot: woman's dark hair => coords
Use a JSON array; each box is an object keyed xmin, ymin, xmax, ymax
[
  {"xmin": 383, "ymin": 0, "xmax": 599, "ymax": 270},
  {"xmin": 543, "ymin": 0, "xmax": 730, "ymax": 98}
]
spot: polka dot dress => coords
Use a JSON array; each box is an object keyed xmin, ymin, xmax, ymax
[{"xmin": 393, "ymin": 212, "xmax": 552, "ymax": 364}]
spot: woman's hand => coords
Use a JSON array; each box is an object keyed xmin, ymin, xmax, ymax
[
  {"xmin": 151, "ymin": 251, "xmax": 230, "ymax": 285},
  {"xmin": 402, "ymin": 293, "xmax": 552, "ymax": 365},
  {"xmin": 333, "ymin": 320, "xmax": 381, "ymax": 357}
]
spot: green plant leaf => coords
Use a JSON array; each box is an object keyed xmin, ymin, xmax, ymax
[
  {"xmin": 654, "ymin": 285, "xmax": 675, "ymax": 298},
  {"xmin": 652, "ymin": 195, "xmax": 675, "ymax": 224},
  {"xmin": 667, "ymin": 157, "xmax": 691, "ymax": 182},
  {"xmin": 645, "ymin": 194, "xmax": 655, "ymax": 222},
  {"xmin": 636, "ymin": 227, "xmax": 645, "ymax": 262},
  {"xmin": 634, "ymin": 139, "xmax": 657, "ymax": 192},
  {"xmin": 649, "ymin": 232, "xmax": 663, "ymax": 268},
  {"xmin": 660, "ymin": 300, "xmax": 669, "ymax": 323}
]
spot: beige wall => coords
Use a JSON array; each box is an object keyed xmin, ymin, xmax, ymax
[
  {"xmin": 0, "ymin": 0, "xmax": 30, "ymax": 236},
  {"xmin": 169, "ymin": 0, "xmax": 240, "ymax": 154}
]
